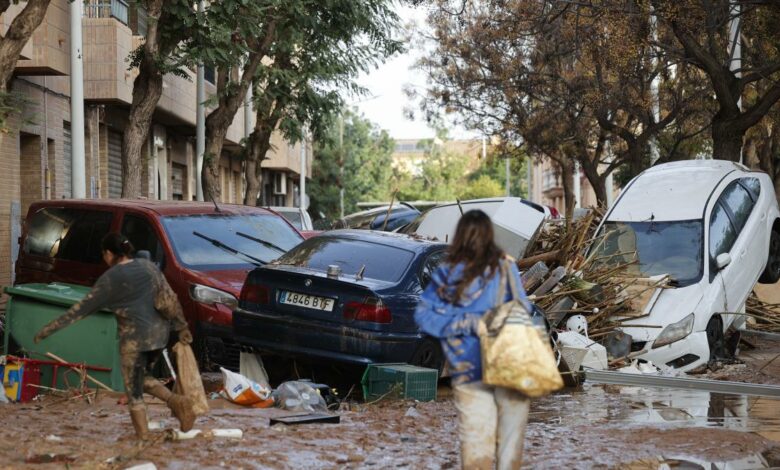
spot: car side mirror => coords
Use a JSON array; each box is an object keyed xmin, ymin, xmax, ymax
[{"xmin": 716, "ymin": 253, "xmax": 732, "ymax": 270}]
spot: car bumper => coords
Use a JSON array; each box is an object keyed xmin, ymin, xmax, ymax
[
  {"xmin": 232, "ymin": 308, "xmax": 425, "ymax": 365},
  {"xmin": 633, "ymin": 331, "xmax": 710, "ymax": 372}
]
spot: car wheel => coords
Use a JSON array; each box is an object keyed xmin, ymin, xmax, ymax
[
  {"xmin": 192, "ymin": 326, "xmax": 215, "ymax": 372},
  {"xmin": 759, "ymin": 228, "xmax": 780, "ymax": 284},
  {"xmin": 410, "ymin": 338, "xmax": 444, "ymax": 374},
  {"xmin": 706, "ymin": 316, "xmax": 725, "ymax": 362}
]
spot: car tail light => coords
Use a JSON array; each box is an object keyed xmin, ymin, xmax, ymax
[
  {"xmin": 343, "ymin": 298, "xmax": 392, "ymax": 324},
  {"xmin": 241, "ymin": 284, "xmax": 271, "ymax": 305}
]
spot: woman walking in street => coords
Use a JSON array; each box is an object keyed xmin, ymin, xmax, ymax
[
  {"xmin": 415, "ymin": 210, "xmax": 533, "ymax": 470},
  {"xmin": 34, "ymin": 233, "xmax": 196, "ymax": 440}
]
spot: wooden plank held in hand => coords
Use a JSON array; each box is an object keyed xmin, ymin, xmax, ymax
[{"xmin": 45, "ymin": 352, "xmax": 113, "ymax": 392}]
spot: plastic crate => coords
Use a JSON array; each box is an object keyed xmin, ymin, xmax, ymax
[{"xmin": 361, "ymin": 363, "xmax": 438, "ymax": 402}]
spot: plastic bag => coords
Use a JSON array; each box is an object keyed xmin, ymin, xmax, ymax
[
  {"xmin": 220, "ymin": 367, "xmax": 274, "ymax": 408},
  {"xmin": 274, "ymin": 381, "xmax": 327, "ymax": 413},
  {"xmin": 172, "ymin": 342, "xmax": 209, "ymax": 416}
]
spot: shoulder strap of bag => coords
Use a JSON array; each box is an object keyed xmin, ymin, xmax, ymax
[
  {"xmin": 495, "ymin": 261, "xmax": 508, "ymax": 306},
  {"xmin": 505, "ymin": 259, "xmax": 522, "ymax": 302}
]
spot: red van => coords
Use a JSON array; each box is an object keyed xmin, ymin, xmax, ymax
[{"xmin": 15, "ymin": 200, "xmax": 304, "ymax": 369}]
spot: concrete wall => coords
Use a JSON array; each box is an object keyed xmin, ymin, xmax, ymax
[{"xmin": 12, "ymin": 0, "xmax": 70, "ymax": 76}]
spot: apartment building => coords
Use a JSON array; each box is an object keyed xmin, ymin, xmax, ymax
[
  {"xmin": 529, "ymin": 158, "xmax": 619, "ymax": 213},
  {"xmin": 0, "ymin": 0, "xmax": 310, "ymax": 288},
  {"xmin": 392, "ymin": 137, "xmax": 487, "ymax": 175}
]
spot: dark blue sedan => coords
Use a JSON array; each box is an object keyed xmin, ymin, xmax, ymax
[{"xmin": 232, "ymin": 230, "xmax": 449, "ymax": 371}]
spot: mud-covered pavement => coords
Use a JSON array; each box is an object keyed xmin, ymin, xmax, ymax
[
  {"xmin": 1, "ymin": 382, "xmax": 779, "ymax": 469},
  {"xmin": 3, "ymin": 335, "xmax": 780, "ymax": 469}
]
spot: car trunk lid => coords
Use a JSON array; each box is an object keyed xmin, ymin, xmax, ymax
[{"xmin": 240, "ymin": 265, "xmax": 395, "ymax": 325}]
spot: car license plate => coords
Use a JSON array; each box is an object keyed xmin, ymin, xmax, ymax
[{"xmin": 279, "ymin": 290, "xmax": 335, "ymax": 312}]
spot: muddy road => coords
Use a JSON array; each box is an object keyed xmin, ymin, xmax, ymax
[
  {"xmin": 1, "ymin": 383, "xmax": 779, "ymax": 469},
  {"xmin": 2, "ymin": 335, "xmax": 780, "ymax": 469}
]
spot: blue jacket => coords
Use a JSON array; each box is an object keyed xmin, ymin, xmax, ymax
[{"xmin": 414, "ymin": 261, "xmax": 531, "ymax": 385}]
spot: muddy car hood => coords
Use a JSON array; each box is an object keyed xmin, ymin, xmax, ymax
[{"xmin": 618, "ymin": 283, "xmax": 705, "ymax": 342}]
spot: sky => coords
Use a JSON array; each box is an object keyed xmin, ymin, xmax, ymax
[{"xmin": 352, "ymin": 5, "xmax": 476, "ymax": 141}]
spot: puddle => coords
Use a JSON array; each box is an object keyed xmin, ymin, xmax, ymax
[
  {"xmin": 526, "ymin": 384, "xmax": 780, "ymax": 468},
  {"xmin": 532, "ymin": 384, "xmax": 780, "ymax": 434}
]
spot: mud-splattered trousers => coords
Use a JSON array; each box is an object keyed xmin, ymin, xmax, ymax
[
  {"xmin": 453, "ymin": 381, "xmax": 529, "ymax": 470},
  {"xmin": 36, "ymin": 259, "xmax": 189, "ymax": 408}
]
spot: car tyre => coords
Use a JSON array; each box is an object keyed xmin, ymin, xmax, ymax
[
  {"xmin": 410, "ymin": 338, "xmax": 444, "ymax": 375},
  {"xmin": 759, "ymin": 228, "xmax": 780, "ymax": 284},
  {"xmin": 706, "ymin": 316, "xmax": 725, "ymax": 362}
]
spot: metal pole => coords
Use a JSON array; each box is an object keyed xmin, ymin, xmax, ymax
[
  {"xmin": 300, "ymin": 131, "xmax": 306, "ymax": 209},
  {"xmin": 339, "ymin": 114, "xmax": 344, "ymax": 218},
  {"xmin": 584, "ymin": 368, "xmax": 780, "ymax": 398},
  {"xmin": 505, "ymin": 157, "xmax": 511, "ymax": 197},
  {"xmin": 70, "ymin": 0, "xmax": 86, "ymax": 198},
  {"xmin": 573, "ymin": 160, "xmax": 582, "ymax": 209},
  {"xmin": 649, "ymin": 9, "xmax": 661, "ymax": 165},
  {"xmin": 526, "ymin": 158, "xmax": 532, "ymax": 200},
  {"xmin": 195, "ymin": 1, "xmax": 206, "ymax": 201},
  {"xmin": 729, "ymin": 1, "xmax": 743, "ymax": 163},
  {"xmin": 605, "ymin": 142, "xmax": 615, "ymax": 206}
]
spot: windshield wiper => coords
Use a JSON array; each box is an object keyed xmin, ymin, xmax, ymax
[
  {"xmin": 236, "ymin": 231, "xmax": 287, "ymax": 254},
  {"xmin": 192, "ymin": 231, "xmax": 266, "ymax": 266}
]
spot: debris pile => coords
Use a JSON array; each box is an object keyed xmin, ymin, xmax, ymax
[
  {"xmin": 746, "ymin": 295, "xmax": 780, "ymax": 332},
  {"xmin": 521, "ymin": 211, "xmax": 780, "ymax": 376},
  {"xmin": 520, "ymin": 212, "xmax": 670, "ymax": 344}
]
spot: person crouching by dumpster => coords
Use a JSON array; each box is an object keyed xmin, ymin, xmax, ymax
[
  {"xmin": 414, "ymin": 210, "xmax": 532, "ymax": 470},
  {"xmin": 34, "ymin": 233, "xmax": 196, "ymax": 440}
]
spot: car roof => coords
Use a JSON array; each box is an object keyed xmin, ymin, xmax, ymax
[
  {"xmin": 317, "ymin": 229, "xmax": 447, "ymax": 252},
  {"xmin": 344, "ymin": 204, "xmax": 417, "ymax": 220},
  {"xmin": 266, "ymin": 206, "xmax": 303, "ymax": 213},
  {"xmin": 608, "ymin": 160, "xmax": 749, "ymax": 222},
  {"xmin": 30, "ymin": 199, "xmax": 276, "ymax": 217}
]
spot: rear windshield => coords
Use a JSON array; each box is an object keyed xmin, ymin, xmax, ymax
[
  {"xmin": 162, "ymin": 214, "xmax": 302, "ymax": 270},
  {"xmin": 24, "ymin": 207, "xmax": 113, "ymax": 264},
  {"xmin": 278, "ymin": 211, "xmax": 303, "ymax": 230},
  {"xmin": 275, "ymin": 237, "xmax": 415, "ymax": 282}
]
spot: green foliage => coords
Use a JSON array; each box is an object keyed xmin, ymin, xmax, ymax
[
  {"xmin": 394, "ymin": 148, "xmax": 470, "ymax": 202},
  {"xmin": 309, "ymin": 110, "xmax": 394, "ymax": 221},
  {"xmin": 0, "ymin": 91, "xmax": 30, "ymax": 133},
  {"xmin": 467, "ymin": 155, "xmax": 528, "ymax": 198},
  {"xmin": 393, "ymin": 145, "xmax": 528, "ymax": 203},
  {"xmin": 461, "ymin": 174, "xmax": 504, "ymax": 200}
]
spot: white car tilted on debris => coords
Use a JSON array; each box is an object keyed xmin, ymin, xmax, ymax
[{"xmin": 590, "ymin": 160, "xmax": 780, "ymax": 372}]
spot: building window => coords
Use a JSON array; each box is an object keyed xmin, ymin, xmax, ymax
[{"xmin": 204, "ymin": 67, "xmax": 216, "ymax": 85}]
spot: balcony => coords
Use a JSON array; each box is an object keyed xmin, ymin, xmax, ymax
[
  {"xmin": 84, "ymin": 0, "xmax": 129, "ymax": 25},
  {"xmin": 11, "ymin": 0, "xmax": 70, "ymax": 76}
]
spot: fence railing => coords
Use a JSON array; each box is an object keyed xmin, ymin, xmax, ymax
[{"xmin": 83, "ymin": 0, "xmax": 129, "ymax": 26}]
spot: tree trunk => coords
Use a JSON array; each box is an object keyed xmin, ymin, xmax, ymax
[
  {"xmin": 203, "ymin": 77, "xmax": 257, "ymax": 201},
  {"xmin": 121, "ymin": 66, "xmax": 163, "ymax": 198},
  {"xmin": 244, "ymin": 159, "xmax": 260, "ymax": 206},
  {"xmin": 559, "ymin": 158, "xmax": 575, "ymax": 222},
  {"xmin": 578, "ymin": 156, "xmax": 608, "ymax": 209},
  {"xmin": 202, "ymin": 125, "xmax": 229, "ymax": 202},
  {"xmin": 120, "ymin": 0, "xmax": 166, "ymax": 198},
  {"xmin": 202, "ymin": 23, "xmax": 277, "ymax": 202},
  {"xmin": 711, "ymin": 118, "xmax": 745, "ymax": 162}
]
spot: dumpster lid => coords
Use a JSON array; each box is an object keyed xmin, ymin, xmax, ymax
[{"xmin": 4, "ymin": 283, "xmax": 93, "ymax": 308}]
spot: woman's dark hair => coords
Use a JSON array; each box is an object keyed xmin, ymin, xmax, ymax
[
  {"xmin": 101, "ymin": 233, "xmax": 135, "ymax": 257},
  {"xmin": 444, "ymin": 210, "xmax": 503, "ymax": 302}
]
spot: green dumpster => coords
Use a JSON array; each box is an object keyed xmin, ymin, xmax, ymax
[{"xmin": 3, "ymin": 283, "xmax": 124, "ymax": 391}]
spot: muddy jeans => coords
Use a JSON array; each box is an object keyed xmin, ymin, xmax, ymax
[{"xmin": 453, "ymin": 381, "xmax": 530, "ymax": 470}]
